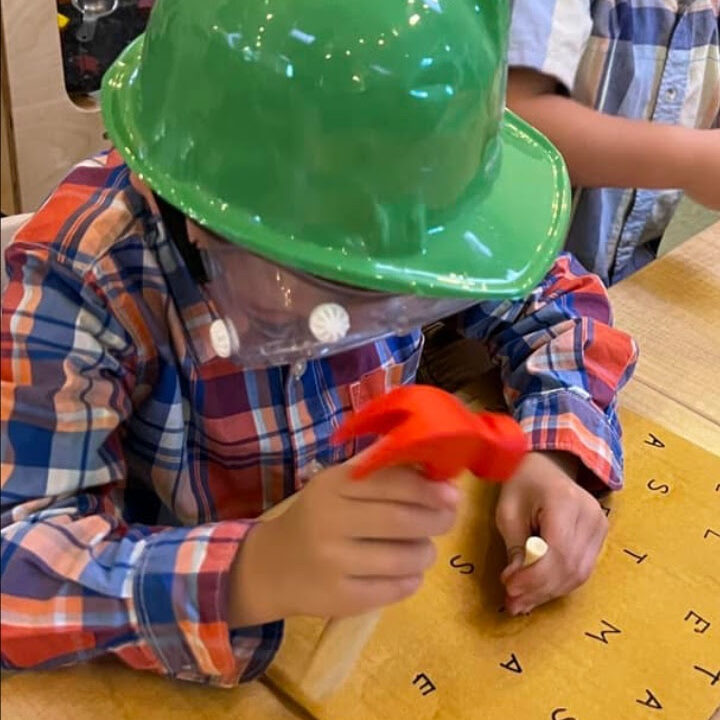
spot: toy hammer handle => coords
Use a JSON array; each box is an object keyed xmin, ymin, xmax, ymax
[{"xmin": 299, "ymin": 609, "xmax": 382, "ymax": 701}]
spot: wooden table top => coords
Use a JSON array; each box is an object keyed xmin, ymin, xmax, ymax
[
  {"xmin": 610, "ymin": 221, "xmax": 720, "ymax": 452},
  {"xmin": 3, "ymin": 223, "xmax": 718, "ymax": 720},
  {"xmin": 1, "ymin": 660, "xmax": 311, "ymax": 720}
]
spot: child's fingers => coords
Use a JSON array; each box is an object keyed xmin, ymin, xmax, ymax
[
  {"xmin": 507, "ymin": 516, "xmax": 607, "ymax": 613},
  {"xmin": 506, "ymin": 589, "xmax": 552, "ymax": 616},
  {"xmin": 504, "ymin": 502, "xmax": 578, "ymax": 598},
  {"xmin": 345, "ymin": 538, "xmax": 438, "ymax": 578},
  {"xmin": 340, "ymin": 574, "xmax": 424, "ymax": 615},
  {"xmin": 340, "ymin": 465, "xmax": 460, "ymax": 510},
  {"xmin": 500, "ymin": 553, "xmax": 526, "ymax": 585},
  {"xmin": 342, "ymin": 498, "xmax": 457, "ymax": 540},
  {"xmin": 505, "ymin": 547, "xmax": 574, "ymax": 614},
  {"xmin": 495, "ymin": 504, "xmax": 533, "ymax": 583},
  {"xmin": 504, "ymin": 550, "xmax": 557, "ymax": 599},
  {"xmin": 500, "ymin": 536, "xmax": 546, "ymax": 584}
]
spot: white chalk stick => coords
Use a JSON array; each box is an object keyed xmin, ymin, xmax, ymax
[{"xmin": 523, "ymin": 536, "xmax": 548, "ymax": 567}]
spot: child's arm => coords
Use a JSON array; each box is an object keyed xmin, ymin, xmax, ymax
[
  {"xmin": 458, "ymin": 254, "xmax": 637, "ymax": 491},
  {"xmin": 0, "ymin": 239, "xmax": 279, "ymax": 686},
  {"xmin": 507, "ymin": 69, "xmax": 720, "ymax": 209},
  {"xmin": 456, "ymin": 254, "xmax": 638, "ymax": 612}
]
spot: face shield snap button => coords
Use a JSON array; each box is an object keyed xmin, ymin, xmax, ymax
[
  {"xmin": 209, "ymin": 318, "xmax": 239, "ymax": 358},
  {"xmin": 308, "ymin": 303, "xmax": 350, "ymax": 343}
]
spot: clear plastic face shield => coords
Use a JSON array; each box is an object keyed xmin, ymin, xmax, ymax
[{"xmin": 190, "ymin": 228, "xmax": 476, "ymax": 369}]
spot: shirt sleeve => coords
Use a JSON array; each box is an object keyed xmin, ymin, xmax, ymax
[
  {"xmin": 1, "ymin": 239, "xmax": 281, "ymax": 686},
  {"xmin": 456, "ymin": 253, "xmax": 638, "ymax": 491},
  {"xmin": 509, "ymin": 0, "xmax": 594, "ymax": 93}
]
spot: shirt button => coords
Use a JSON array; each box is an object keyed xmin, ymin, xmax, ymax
[
  {"xmin": 665, "ymin": 87, "xmax": 676, "ymax": 100},
  {"xmin": 291, "ymin": 359, "xmax": 307, "ymax": 379},
  {"xmin": 304, "ymin": 459, "xmax": 325, "ymax": 478}
]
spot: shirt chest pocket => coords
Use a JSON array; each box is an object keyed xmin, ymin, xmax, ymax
[
  {"xmin": 183, "ymin": 360, "xmax": 290, "ymax": 520},
  {"xmin": 348, "ymin": 359, "xmax": 417, "ymax": 411},
  {"xmin": 316, "ymin": 334, "xmax": 425, "ymax": 466}
]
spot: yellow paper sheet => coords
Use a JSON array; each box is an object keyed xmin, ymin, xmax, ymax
[{"xmin": 267, "ymin": 410, "xmax": 720, "ymax": 720}]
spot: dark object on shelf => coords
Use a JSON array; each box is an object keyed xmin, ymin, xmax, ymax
[{"xmin": 58, "ymin": 0, "xmax": 155, "ymax": 95}]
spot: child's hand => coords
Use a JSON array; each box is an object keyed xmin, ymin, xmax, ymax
[
  {"xmin": 685, "ymin": 129, "xmax": 720, "ymax": 210},
  {"xmin": 230, "ymin": 458, "xmax": 459, "ymax": 625},
  {"xmin": 495, "ymin": 452, "xmax": 608, "ymax": 616}
]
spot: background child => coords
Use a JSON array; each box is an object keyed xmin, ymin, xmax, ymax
[{"xmin": 507, "ymin": 0, "xmax": 720, "ymax": 285}]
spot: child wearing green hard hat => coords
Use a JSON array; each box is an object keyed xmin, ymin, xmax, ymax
[{"xmin": 1, "ymin": 0, "xmax": 636, "ymax": 685}]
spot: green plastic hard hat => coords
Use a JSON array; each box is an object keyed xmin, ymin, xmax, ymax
[{"xmin": 102, "ymin": 0, "xmax": 570, "ymax": 299}]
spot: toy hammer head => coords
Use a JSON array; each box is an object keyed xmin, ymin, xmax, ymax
[{"xmin": 332, "ymin": 385, "xmax": 528, "ymax": 482}]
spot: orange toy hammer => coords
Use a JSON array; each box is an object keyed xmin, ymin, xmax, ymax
[
  {"xmin": 335, "ymin": 384, "xmax": 528, "ymax": 482},
  {"xmin": 299, "ymin": 385, "xmax": 528, "ymax": 701}
]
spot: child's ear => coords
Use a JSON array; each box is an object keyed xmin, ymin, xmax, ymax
[
  {"xmin": 129, "ymin": 172, "xmax": 162, "ymax": 214},
  {"xmin": 186, "ymin": 220, "xmax": 214, "ymax": 249}
]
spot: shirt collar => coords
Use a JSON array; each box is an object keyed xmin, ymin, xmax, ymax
[{"xmin": 138, "ymin": 195, "xmax": 224, "ymax": 368}]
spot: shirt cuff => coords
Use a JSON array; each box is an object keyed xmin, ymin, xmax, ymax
[
  {"xmin": 512, "ymin": 388, "xmax": 624, "ymax": 492},
  {"xmin": 132, "ymin": 521, "xmax": 283, "ymax": 686}
]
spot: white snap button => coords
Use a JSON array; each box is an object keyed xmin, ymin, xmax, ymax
[
  {"xmin": 308, "ymin": 303, "xmax": 350, "ymax": 343},
  {"xmin": 209, "ymin": 318, "xmax": 238, "ymax": 358},
  {"xmin": 305, "ymin": 459, "xmax": 325, "ymax": 478}
]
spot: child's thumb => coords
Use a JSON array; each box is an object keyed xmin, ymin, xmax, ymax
[
  {"xmin": 500, "ymin": 548, "xmax": 526, "ymax": 584},
  {"xmin": 496, "ymin": 506, "xmax": 530, "ymax": 584}
]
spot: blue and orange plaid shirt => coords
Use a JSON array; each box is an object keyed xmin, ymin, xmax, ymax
[{"xmin": 1, "ymin": 152, "xmax": 637, "ymax": 686}]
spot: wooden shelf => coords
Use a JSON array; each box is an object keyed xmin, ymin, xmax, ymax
[{"xmin": 0, "ymin": 0, "xmax": 108, "ymax": 212}]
